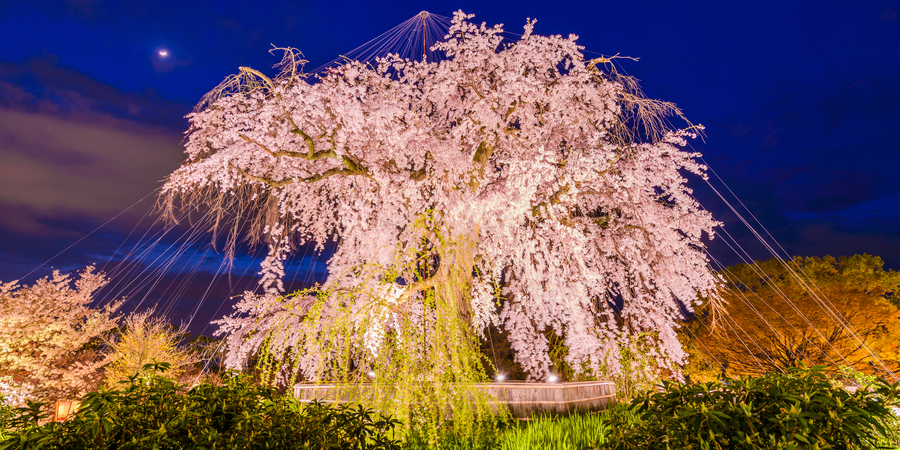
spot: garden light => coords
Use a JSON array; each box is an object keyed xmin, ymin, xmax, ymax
[
  {"xmin": 495, "ymin": 374, "xmax": 505, "ymax": 381},
  {"xmin": 547, "ymin": 375, "xmax": 558, "ymax": 383}
]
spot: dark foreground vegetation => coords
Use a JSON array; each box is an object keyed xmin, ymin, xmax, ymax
[
  {"xmin": 0, "ymin": 363, "xmax": 401, "ymax": 450},
  {"xmin": 605, "ymin": 366, "xmax": 900, "ymax": 450},
  {"xmin": 0, "ymin": 364, "xmax": 897, "ymax": 450}
]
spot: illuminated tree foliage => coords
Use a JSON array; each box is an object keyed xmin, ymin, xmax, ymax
[
  {"xmin": 103, "ymin": 309, "xmax": 198, "ymax": 386},
  {"xmin": 161, "ymin": 11, "xmax": 720, "ymax": 386},
  {"xmin": 683, "ymin": 254, "xmax": 900, "ymax": 378},
  {"xmin": 0, "ymin": 266, "xmax": 122, "ymax": 402}
]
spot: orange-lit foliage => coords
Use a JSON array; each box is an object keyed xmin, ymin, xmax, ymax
[{"xmin": 682, "ymin": 254, "xmax": 900, "ymax": 378}]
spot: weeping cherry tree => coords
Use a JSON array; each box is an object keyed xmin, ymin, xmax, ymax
[{"xmin": 161, "ymin": 11, "xmax": 721, "ymax": 430}]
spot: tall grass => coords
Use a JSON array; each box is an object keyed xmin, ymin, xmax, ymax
[
  {"xmin": 499, "ymin": 413, "xmax": 612, "ymax": 450},
  {"xmin": 402, "ymin": 404, "xmax": 636, "ymax": 450}
]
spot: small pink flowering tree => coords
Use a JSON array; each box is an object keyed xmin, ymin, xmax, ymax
[
  {"xmin": 0, "ymin": 266, "xmax": 122, "ymax": 403},
  {"xmin": 162, "ymin": 11, "xmax": 720, "ymax": 397}
]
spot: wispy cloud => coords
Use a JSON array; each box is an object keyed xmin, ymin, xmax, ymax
[{"xmin": 0, "ymin": 55, "xmax": 188, "ymax": 235}]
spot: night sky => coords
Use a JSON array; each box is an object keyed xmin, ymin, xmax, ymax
[{"xmin": 1, "ymin": 0, "xmax": 897, "ymax": 335}]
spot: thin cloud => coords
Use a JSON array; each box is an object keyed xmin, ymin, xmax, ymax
[
  {"xmin": 0, "ymin": 108, "xmax": 184, "ymax": 231},
  {"xmin": 0, "ymin": 55, "xmax": 188, "ymax": 284},
  {"xmin": 0, "ymin": 55, "xmax": 191, "ymax": 129}
]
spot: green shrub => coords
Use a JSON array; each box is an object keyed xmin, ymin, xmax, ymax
[
  {"xmin": 605, "ymin": 366, "xmax": 900, "ymax": 449},
  {"xmin": 0, "ymin": 362, "xmax": 401, "ymax": 450},
  {"xmin": 833, "ymin": 365, "xmax": 900, "ymax": 449},
  {"xmin": 871, "ymin": 412, "xmax": 900, "ymax": 450},
  {"xmin": 0, "ymin": 394, "xmax": 15, "ymax": 442}
]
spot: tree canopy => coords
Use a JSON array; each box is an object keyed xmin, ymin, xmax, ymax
[
  {"xmin": 102, "ymin": 309, "xmax": 198, "ymax": 386},
  {"xmin": 682, "ymin": 254, "xmax": 900, "ymax": 378},
  {"xmin": 0, "ymin": 266, "xmax": 122, "ymax": 402},
  {"xmin": 162, "ymin": 12, "xmax": 720, "ymax": 383}
]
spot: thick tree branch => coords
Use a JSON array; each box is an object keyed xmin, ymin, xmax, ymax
[
  {"xmin": 239, "ymin": 122, "xmax": 373, "ymax": 181},
  {"xmin": 290, "ymin": 128, "xmax": 337, "ymax": 160},
  {"xmin": 409, "ymin": 166, "xmax": 427, "ymax": 181},
  {"xmin": 239, "ymin": 134, "xmax": 306, "ymax": 159},
  {"xmin": 531, "ymin": 184, "xmax": 570, "ymax": 218},
  {"xmin": 228, "ymin": 162, "xmax": 367, "ymax": 187},
  {"xmin": 237, "ymin": 130, "xmax": 337, "ymax": 161}
]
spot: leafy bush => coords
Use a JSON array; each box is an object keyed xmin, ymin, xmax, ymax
[
  {"xmin": 0, "ymin": 363, "xmax": 402, "ymax": 450},
  {"xmin": 606, "ymin": 332, "xmax": 667, "ymax": 402},
  {"xmin": 833, "ymin": 365, "xmax": 900, "ymax": 449},
  {"xmin": 605, "ymin": 366, "xmax": 900, "ymax": 449},
  {"xmin": 0, "ymin": 394, "xmax": 15, "ymax": 442},
  {"xmin": 872, "ymin": 411, "xmax": 900, "ymax": 450}
]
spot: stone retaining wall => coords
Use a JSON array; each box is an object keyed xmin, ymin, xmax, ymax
[{"xmin": 293, "ymin": 380, "xmax": 616, "ymax": 419}]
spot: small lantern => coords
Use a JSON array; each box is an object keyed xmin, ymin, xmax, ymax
[{"xmin": 53, "ymin": 400, "xmax": 82, "ymax": 422}]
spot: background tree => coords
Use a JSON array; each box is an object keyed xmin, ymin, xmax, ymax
[
  {"xmin": 0, "ymin": 266, "xmax": 122, "ymax": 402},
  {"xmin": 682, "ymin": 254, "xmax": 900, "ymax": 378},
  {"xmin": 162, "ymin": 11, "xmax": 720, "ymax": 391},
  {"xmin": 102, "ymin": 309, "xmax": 198, "ymax": 386}
]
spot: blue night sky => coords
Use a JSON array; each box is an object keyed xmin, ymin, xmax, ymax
[{"xmin": 0, "ymin": 0, "xmax": 897, "ymax": 334}]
